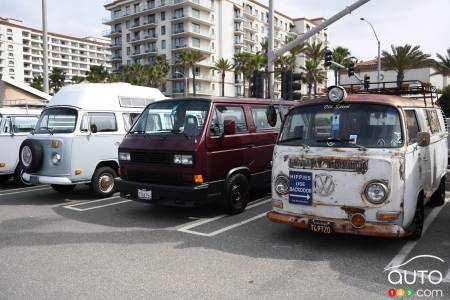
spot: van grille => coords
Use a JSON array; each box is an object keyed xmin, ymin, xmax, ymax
[
  {"xmin": 123, "ymin": 170, "xmax": 181, "ymax": 184},
  {"xmin": 130, "ymin": 151, "xmax": 173, "ymax": 165}
]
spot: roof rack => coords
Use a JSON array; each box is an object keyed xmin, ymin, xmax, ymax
[{"xmin": 340, "ymin": 80, "xmax": 438, "ymax": 107}]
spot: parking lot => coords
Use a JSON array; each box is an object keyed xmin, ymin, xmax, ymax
[{"xmin": 0, "ymin": 181, "xmax": 449, "ymax": 300}]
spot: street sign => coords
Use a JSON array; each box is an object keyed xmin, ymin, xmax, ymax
[{"xmin": 288, "ymin": 171, "xmax": 313, "ymax": 205}]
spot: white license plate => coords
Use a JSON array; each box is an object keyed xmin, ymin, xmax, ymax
[{"xmin": 137, "ymin": 189, "xmax": 152, "ymax": 200}]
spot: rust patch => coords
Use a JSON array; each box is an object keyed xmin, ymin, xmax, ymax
[
  {"xmin": 399, "ymin": 160, "xmax": 405, "ymax": 181},
  {"xmin": 288, "ymin": 156, "xmax": 369, "ymax": 174},
  {"xmin": 283, "ymin": 155, "xmax": 289, "ymax": 162},
  {"xmin": 341, "ymin": 206, "xmax": 365, "ymax": 215}
]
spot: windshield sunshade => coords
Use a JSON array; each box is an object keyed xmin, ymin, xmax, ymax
[
  {"xmin": 278, "ymin": 103, "xmax": 403, "ymax": 148},
  {"xmin": 35, "ymin": 108, "xmax": 78, "ymax": 134}
]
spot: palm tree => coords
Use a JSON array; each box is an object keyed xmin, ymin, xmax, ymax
[
  {"xmin": 233, "ymin": 52, "xmax": 252, "ymax": 97},
  {"xmin": 246, "ymin": 53, "xmax": 266, "ymax": 97},
  {"xmin": 331, "ymin": 46, "xmax": 352, "ymax": 85},
  {"xmin": 71, "ymin": 75, "xmax": 85, "ymax": 84},
  {"xmin": 86, "ymin": 65, "xmax": 108, "ymax": 83},
  {"xmin": 433, "ymin": 48, "xmax": 450, "ymax": 88},
  {"xmin": 275, "ymin": 55, "xmax": 296, "ymax": 73},
  {"xmin": 382, "ymin": 44, "xmax": 431, "ymax": 87},
  {"xmin": 284, "ymin": 37, "xmax": 306, "ymax": 57},
  {"xmin": 304, "ymin": 41, "xmax": 327, "ymax": 63},
  {"xmin": 49, "ymin": 67, "xmax": 67, "ymax": 93},
  {"xmin": 144, "ymin": 55, "xmax": 170, "ymax": 89},
  {"xmin": 214, "ymin": 58, "xmax": 233, "ymax": 97},
  {"xmin": 177, "ymin": 49, "xmax": 206, "ymax": 96},
  {"xmin": 30, "ymin": 75, "xmax": 44, "ymax": 91},
  {"xmin": 300, "ymin": 59, "xmax": 326, "ymax": 97}
]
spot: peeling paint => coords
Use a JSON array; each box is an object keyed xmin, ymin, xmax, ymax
[{"xmin": 288, "ymin": 156, "xmax": 369, "ymax": 174}]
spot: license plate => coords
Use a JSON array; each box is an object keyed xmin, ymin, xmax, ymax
[
  {"xmin": 29, "ymin": 175, "xmax": 39, "ymax": 185},
  {"xmin": 308, "ymin": 219, "xmax": 334, "ymax": 234},
  {"xmin": 137, "ymin": 189, "xmax": 152, "ymax": 200}
]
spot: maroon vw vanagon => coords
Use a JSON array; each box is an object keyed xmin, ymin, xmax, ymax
[{"xmin": 115, "ymin": 97, "xmax": 295, "ymax": 214}]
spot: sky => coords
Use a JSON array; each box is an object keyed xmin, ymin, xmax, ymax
[{"xmin": 2, "ymin": 0, "xmax": 450, "ymax": 62}]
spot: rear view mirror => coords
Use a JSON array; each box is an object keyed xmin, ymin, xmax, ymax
[
  {"xmin": 417, "ymin": 132, "xmax": 430, "ymax": 147},
  {"xmin": 223, "ymin": 120, "xmax": 236, "ymax": 135},
  {"xmin": 90, "ymin": 124, "xmax": 98, "ymax": 134},
  {"xmin": 266, "ymin": 105, "xmax": 277, "ymax": 127}
]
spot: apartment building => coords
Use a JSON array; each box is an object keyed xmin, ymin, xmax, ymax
[
  {"xmin": 103, "ymin": 0, "xmax": 328, "ymax": 97},
  {"xmin": 0, "ymin": 17, "xmax": 111, "ymax": 84}
]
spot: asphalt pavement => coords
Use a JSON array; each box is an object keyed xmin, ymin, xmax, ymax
[{"xmin": 0, "ymin": 180, "xmax": 449, "ymax": 300}]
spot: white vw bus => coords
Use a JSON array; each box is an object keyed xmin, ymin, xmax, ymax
[
  {"xmin": 268, "ymin": 83, "xmax": 447, "ymax": 240},
  {"xmin": 0, "ymin": 107, "xmax": 41, "ymax": 185},
  {"xmin": 19, "ymin": 83, "xmax": 166, "ymax": 197}
]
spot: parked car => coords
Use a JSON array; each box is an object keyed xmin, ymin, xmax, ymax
[
  {"xmin": 268, "ymin": 84, "xmax": 447, "ymax": 239},
  {"xmin": 0, "ymin": 107, "xmax": 41, "ymax": 185},
  {"xmin": 115, "ymin": 97, "xmax": 295, "ymax": 214},
  {"xmin": 19, "ymin": 83, "xmax": 166, "ymax": 197}
]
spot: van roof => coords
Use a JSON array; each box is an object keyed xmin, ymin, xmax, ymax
[
  {"xmin": 0, "ymin": 107, "xmax": 42, "ymax": 116},
  {"xmin": 153, "ymin": 97, "xmax": 296, "ymax": 105},
  {"xmin": 47, "ymin": 83, "xmax": 167, "ymax": 111},
  {"xmin": 298, "ymin": 94, "xmax": 439, "ymax": 108}
]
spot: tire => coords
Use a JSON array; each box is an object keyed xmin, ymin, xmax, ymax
[
  {"xmin": 90, "ymin": 167, "xmax": 117, "ymax": 198},
  {"xmin": 19, "ymin": 139, "xmax": 43, "ymax": 172},
  {"xmin": 0, "ymin": 175, "xmax": 11, "ymax": 184},
  {"xmin": 14, "ymin": 163, "xmax": 33, "ymax": 187},
  {"xmin": 429, "ymin": 177, "xmax": 446, "ymax": 206},
  {"xmin": 409, "ymin": 195, "xmax": 424, "ymax": 241},
  {"xmin": 51, "ymin": 184, "xmax": 76, "ymax": 193},
  {"xmin": 222, "ymin": 173, "xmax": 249, "ymax": 215}
]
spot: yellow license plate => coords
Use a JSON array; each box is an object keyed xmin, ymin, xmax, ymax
[{"xmin": 308, "ymin": 219, "xmax": 334, "ymax": 234}]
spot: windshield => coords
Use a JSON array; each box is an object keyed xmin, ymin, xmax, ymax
[
  {"xmin": 35, "ymin": 107, "xmax": 78, "ymax": 134},
  {"xmin": 278, "ymin": 103, "xmax": 403, "ymax": 148},
  {"xmin": 130, "ymin": 100, "xmax": 210, "ymax": 137}
]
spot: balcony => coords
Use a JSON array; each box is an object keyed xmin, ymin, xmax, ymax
[
  {"xmin": 111, "ymin": 55, "xmax": 122, "ymax": 61},
  {"xmin": 129, "ymin": 37, "xmax": 142, "ymax": 44},
  {"xmin": 109, "ymin": 42, "xmax": 122, "ymax": 49},
  {"xmin": 234, "ymin": 27, "xmax": 244, "ymax": 35},
  {"xmin": 129, "ymin": 20, "xmax": 158, "ymax": 31},
  {"xmin": 103, "ymin": 28, "xmax": 122, "ymax": 37},
  {"xmin": 171, "ymin": 28, "xmax": 213, "ymax": 40},
  {"xmin": 102, "ymin": 10, "xmax": 134, "ymax": 25},
  {"xmin": 144, "ymin": 47, "xmax": 158, "ymax": 54},
  {"xmin": 172, "ymin": 0, "xmax": 214, "ymax": 12},
  {"xmin": 243, "ymin": 23, "xmax": 257, "ymax": 33},
  {"xmin": 234, "ymin": 41, "xmax": 244, "ymax": 47},
  {"xmin": 243, "ymin": 35, "xmax": 256, "ymax": 44},
  {"xmin": 234, "ymin": 14, "xmax": 245, "ymax": 22},
  {"xmin": 171, "ymin": 42, "xmax": 213, "ymax": 55},
  {"xmin": 243, "ymin": 9, "xmax": 258, "ymax": 19},
  {"xmin": 141, "ymin": 34, "xmax": 158, "ymax": 42},
  {"xmin": 171, "ymin": 13, "xmax": 213, "ymax": 26}
]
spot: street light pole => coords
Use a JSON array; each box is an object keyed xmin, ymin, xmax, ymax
[
  {"xmin": 42, "ymin": 0, "xmax": 49, "ymax": 94},
  {"xmin": 360, "ymin": 18, "xmax": 381, "ymax": 85}
]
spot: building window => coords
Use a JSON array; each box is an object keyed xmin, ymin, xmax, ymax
[
  {"xmin": 175, "ymin": 37, "xmax": 185, "ymax": 48},
  {"xmin": 174, "ymin": 81, "xmax": 184, "ymax": 92},
  {"xmin": 6, "ymin": 28, "xmax": 12, "ymax": 35},
  {"xmin": 148, "ymin": 14, "xmax": 156, "ymax": 23},
  {"xmin": 174, "ymin": 23, "xmax": 184, "ymax": 33},
  {"xmin": 147, "ymin": 0, "xmax": 155, "ymax": 9},
  {"xmin": 192, "ymin": 23, "xmax": 200, "ymax": 33},
  {"xmin": 161, "ymin": 40, "xmax": 166, "ymax": 49},
  {"xmin": 126, "ymin": 33, "xmax": 130, "ymax": 42},
  {"xmin": 127, "ymin": 60, "xmax": 131, "ymax": 66},
  {"xmin": 161, "ymin": 25, "xmax": 166, "ymax": 35},
  {"xmin": 192, "ymin": 38, "xmax": 200, "ymax": 48},
  {"xmin": 174, "ymin": 8, "xmax": 184, "ymax": 19},
  {"xmin": 8, "ymin": 45, "xmax": 13, "ymax": 50},
  {"xmin": 161, "ymin": 11, "xmax": 165, "ymax": 21},
  {"xmin": 127, "ymin": 47, "xmax": 131, "ymax": 55},
  {"xmin": 192, "ymin": 8, "xmax": 200, "ymax": 19}
]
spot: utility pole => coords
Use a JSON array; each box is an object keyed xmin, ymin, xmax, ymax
[
  {"xmin": 267, "ymin": 0, "xmax": 371, "ymax": 98},
  {"xmin": 267, "ymin": 0, "xmax": 274, "ymax": 99},
  {"xmin": 42, "ymin": 0, "xmax": 49, "ymax": 94},
  {"xmin": 360, "ymin": 18, "xmax": 381, "ymax": 86}
]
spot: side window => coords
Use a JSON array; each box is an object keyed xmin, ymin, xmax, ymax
[
  {"xmin": 87, "ymin": 113, "xmax": 117, "ymax": 132},
  {"xmin": 251, "ymin": 106, "xmax": 281, "ymax": 131},
  {"xmin": 426, "ymin": 110, "xmax": 441, "ymax": 134},
  {"xmin": 12, "ymin": 116, "xmax": 38, "ymax": 133},
  {"xmin": 3, "ymin": 117, "xmax": 11, "ymax": 133},
  {"xmin": 216, "ymin": 105, "xmax": 248, "ymax": 133},
  {"xmin": 123, "ymin": 113, "xmax": 141, "ymax": 131},
  {"xmin": 404, "ymin": 110, "xmax": 420, "ymax": 144}
]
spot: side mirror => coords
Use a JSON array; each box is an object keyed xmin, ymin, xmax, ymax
[
  {"xmin": 223, "ymin": 120, "xmax": 236, "ymax": 135},
  {"xmin": 90, "ymin": 124, "xmax": 98, "ymax": 134},
  {"xmin": 266, "ymin": 105, "xmax": 277, "ymax": 127},
  {"xmin": 417, "ymin": 132, "xmax": 430, "ymax": 147}
]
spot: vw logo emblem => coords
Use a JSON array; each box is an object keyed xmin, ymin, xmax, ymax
[{"xmin": 314, "ymin": 174, "xmax": 335, "ymax": 196}]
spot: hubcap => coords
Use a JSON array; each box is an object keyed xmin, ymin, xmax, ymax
[
  {"xmin": 99, "ymin": 173, "xmax": 114, "ymax": 193},
  {"xmin": 21, "ymin": 146, "xmax": 32, "ymax": 167},
  {"xmin": 231, "ymin": 185, "xmax": 242, "ymax": 204}
]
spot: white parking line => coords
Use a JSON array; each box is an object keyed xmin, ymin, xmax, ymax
[
  {"xmin": 385, "ymin": 199, "xmax": 449, "ymax": 271},
  {"xmin": 0, "ymin": 185, "xmax": 48, "ymax": 193},
  {"xmin": 0, "ymin": 186, "xmax": 52, "ymax": 196},
  {"xmin": 63, "ymin": 196, "xmax": 131, "ymax": 212},
  {"xmin": 177, "ymin": 198, "xmax": 271, "ymax": 237}
]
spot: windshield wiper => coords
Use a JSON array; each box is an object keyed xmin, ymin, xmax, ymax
[
  {"xmin": 40, "ymin": 127, "xmax": 54, "ymax": 135},
  {"xmin": 316, "ymin": 138, "xmax": 367, "ymax": 151},
  {"xmin": 278, "ymin": 137, "xmax": 309, "ymax": 149}
]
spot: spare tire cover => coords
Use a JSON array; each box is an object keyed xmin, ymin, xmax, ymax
[{"xmin": 19, "ymin": 139, "xmax": 44, "ymax": 172}]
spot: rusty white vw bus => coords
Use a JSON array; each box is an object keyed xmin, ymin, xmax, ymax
[{"xmin": 268, "ymin": 82, "xmax": 447, "ymax": 239}]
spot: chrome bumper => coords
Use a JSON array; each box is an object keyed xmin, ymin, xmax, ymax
[{"xmin": 22, "ymin": 173, "xmax": 73, "ymax": 185}]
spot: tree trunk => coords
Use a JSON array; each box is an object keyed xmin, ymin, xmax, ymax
[
  {"xmin": 184, "ymin": 67, "xmax": 188, "ymax": 97},
  {"xmin": 308, "ymin": 84, "xmax": 312, "ymax": 97},
  {"xmin": 313, "ymin": 82, "xmax": 317, "ymax": 96},
  {"xmin": 192, "ymin": 67, "xmax": 196, "ymax": 96},
  {"xmin": 334, "ymin": 69, "xmax": 338, "ymax": 85},
  {"xmin": 242, "ymin": 76, "xmax": 246, "ymax": 97},
  {"xmin": 397, "ymin": 71, "xmax": 404, "ymax": 88},
  {"xmin": 222, "ymin": 72, "xmax": 225, "ymax": 97}
]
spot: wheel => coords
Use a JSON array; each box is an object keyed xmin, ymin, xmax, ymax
[
  {"xmin": 51, "ymin": 184, "xmax": 76, "ymax": 193},
  {"xmin": 409, "ymin": 195, "xmax": 424, "ymax": 240},
  {"xmin": 0, "ymin": 175, "xmax": 11, "ymax": 184},
  {"xmin": 429, "ymin": 177, "xmax": 446, "ymax": 206},
  {"xmin": 19, "ymin": 139, "xmax": 43, "ymax": 172},
  {"xmin": 222, "ymin": 173, "xmax": 249, "ymax": 215},
  {"xmin": 14, "ymin": 163, "xmax": 33, "ymax": 187},
  {"xmin": 90, "ymin": 167, "xmax": 117, "ymax": 198}
]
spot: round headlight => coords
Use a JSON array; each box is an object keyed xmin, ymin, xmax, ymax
[
  {"xmin": 275, "ymin": 175, "xmax": 289, "ymax": 195},
  {"xmin": 327, "ymin": 86, "xmax": 347, "ymax": 103},
  {"xmin": 364, "ymin": 182, "xmax": 388, "ymax": 204},
  {"xmin": 51, "ymin": 153, "xmax": 61, "ymax": 165},
  {"xmin": 21, "ymin": 146, "xmax": 32, "ymax": 167}
]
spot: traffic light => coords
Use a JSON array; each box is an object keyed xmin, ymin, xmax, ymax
[
  {"xmin": 364, "ymin": 75, "xmax": 370, "ymax": 91},
  {"xmin": 250, "ymin": 71, "xmax": 264, "ymax": 98},
  {"xmin": 347, "ymin": 62, "xmax": 355, "ymax": 77},
  {"xmin": 324, "ymin": 49, "xmax": 333, "ymax": 68},
  {"xmin": 281, "ymin": 70, "xmax": 302, "ymax": 100}
]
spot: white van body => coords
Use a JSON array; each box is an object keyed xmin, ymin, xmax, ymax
[
  {"xmin": 268, "ymin": 94, "xmax": 447, "ymax": 239},
  {"xmin": 0, "ymin": 107, "xmax": 41, "ymax": 184},
  {"xmin": 20, "ymin": 83, "xmax": 166, "ymax": 196}
]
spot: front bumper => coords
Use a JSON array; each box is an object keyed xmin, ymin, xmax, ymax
[
  {"xmin": 23, "ymin": 173, "xmax": 73, "ymax": 185},
  {"xmin": 115, "ymin": 177, "xmax": 222, "ymax": 207},
  {"xmin": 267, "ymin": 210, "xmax": 411, "ymax": 238}
]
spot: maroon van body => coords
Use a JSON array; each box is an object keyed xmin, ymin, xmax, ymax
[{"xmin": 115, "ymin": 97, "xmax": 294, "ymax": 214}]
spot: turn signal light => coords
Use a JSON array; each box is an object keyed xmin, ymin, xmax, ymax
[
  {"xmin": 0, "ymin": 163, "xmax": 5, "ymax": 167},
  {"xmin": 194, "ymin": 174, "xmax": 203, "ymax": 183},
  {"xmin": 272, "ymin": 200, "xmax": 283, "ymax": 209},
  {"xmin": 51, "ymin": 140, "xmax": 60, "ymax": 148},
  {"xmin": 351, "ymin": 213, "xmax": 366, "ymax": 228},
  {"xmin": 377, "ymin": 212, "xmax": 400, "ymax": 221},
  {"xmin": 117, "ymin": 167, "xmax": 123, "ymax": 176},
  {"xmin": 75, "ymin": 169, "xmax": 82, "ymax": 175}
]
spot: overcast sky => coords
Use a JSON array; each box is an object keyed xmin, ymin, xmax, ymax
[{"xmin": 3, "ymin": 0, "xmax": 450, "ymax": 61}]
